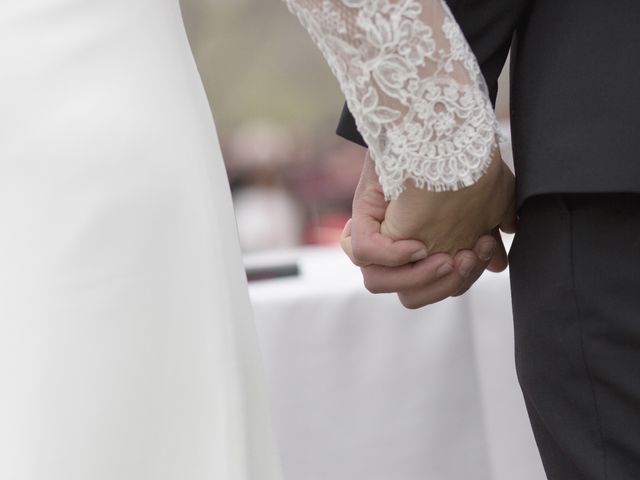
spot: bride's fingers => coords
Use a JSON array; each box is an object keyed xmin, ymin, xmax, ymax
[
  {"xmin": 345, "ymin": 216, "xmax": 428, "ymax": 268},
  {"xmin": 357, "ymin": 253, "xmax": 455, "ymax": 294},
  {"xmin": 339, "ymin": 219, "xmax": 355, "ymax": 259},
  {"xmin": 340, "ymin": 229, "xmax": 422, "ymax": 268}
]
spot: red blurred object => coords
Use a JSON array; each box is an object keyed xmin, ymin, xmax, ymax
[{"xmin": 304, "ymin": 212, "xmax": 351, "ymax": 245}]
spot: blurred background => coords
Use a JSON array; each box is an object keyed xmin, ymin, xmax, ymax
[
  {"xmin": 180, "ymin": 0, "xmax": 362, "ymax": 253},
  {"xmin": 179, "ymin": 0, "xmax": 510, "ymax": 253}
]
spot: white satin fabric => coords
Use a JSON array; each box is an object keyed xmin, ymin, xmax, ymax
[{"xmin": 0, "ymin": 1, "xmax": 282, "ymax": 479}]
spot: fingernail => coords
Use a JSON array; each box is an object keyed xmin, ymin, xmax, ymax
[
  {"xmin": 436, "ymin": 262, "xmax": 454, "ymax": 279},
  {"xmin": 410, "ymin": 248, "xmax": 428, "ymax": 262},
  {"xmin": 478, "ymin": 241, "xmax": 495, "ymax": 261},
  {"xmin": 458, "ymin": 257, "xmax": 475, "ymax": 278}
]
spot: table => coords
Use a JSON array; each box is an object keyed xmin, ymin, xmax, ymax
[{"xmin": 247, "ymin": 244, "xmax": 546, "ymax": 480}]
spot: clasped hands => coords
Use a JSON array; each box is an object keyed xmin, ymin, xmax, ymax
[{"xmin": 341, "ymin": 149, "xmax": 516, "ymax": 308}]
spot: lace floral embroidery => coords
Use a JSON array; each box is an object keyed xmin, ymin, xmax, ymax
[{"xmin": 286, "ymin": 0, "xmax": 500, "ymax": 199}]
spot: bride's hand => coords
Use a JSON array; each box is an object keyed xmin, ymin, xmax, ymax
[{"xmin": 381, "ymin": 146, "xmax": 516, "ymax": 257}]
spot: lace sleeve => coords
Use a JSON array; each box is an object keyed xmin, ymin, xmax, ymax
[{"xmin": 284, "ymin": 0, "xmax": 501, "ymax": 200}]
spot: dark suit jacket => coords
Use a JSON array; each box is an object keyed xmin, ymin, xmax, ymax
[{"xmin": 336, "ymin": 0, "xmax": 640, "ymax": 208}]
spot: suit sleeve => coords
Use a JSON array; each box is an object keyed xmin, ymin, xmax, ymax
[{"xmin": 336, "ymin": 0, "xmax": 532, "ymax": 148}]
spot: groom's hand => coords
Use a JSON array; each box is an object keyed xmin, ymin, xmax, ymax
[{"xmin": 341, "ymin": 152, "xmax": 514, "ymax": 308}]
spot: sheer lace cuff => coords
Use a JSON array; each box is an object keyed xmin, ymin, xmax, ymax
[{"xmin": 285, "ymin": 0, "xmax": 501, "ymax": 200}]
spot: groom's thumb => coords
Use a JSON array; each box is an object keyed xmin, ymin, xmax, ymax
[{"xmin": 486, "ymin": 229, "xmax": 509, "ymax": 272}]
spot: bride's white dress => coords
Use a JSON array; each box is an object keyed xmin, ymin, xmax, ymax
[
  {"xmin": 0, "ymin": 1, "xmax": 282, "ymax": 479},
  {"xmin": 0, "ymin": 0, "xmax": 499, "ymax": 476}
]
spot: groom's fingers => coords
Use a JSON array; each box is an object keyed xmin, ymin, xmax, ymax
[
  {"xmin": 344, "ymin": 217, "xmax": 428, "ymax": 268},
  {"xmin": 396, "ymin": 246, "xmax": 491, "ymax": 306},
  {"xmin": 453, "ymin": 233, "xmax": 509, "ymax": 297},
  {"xmin": 453, "ymin": 233, "xmax": 509, "ymax": 296},
  {"xmin": 357, "ymin": 253, "xmax": 454, "ymax": 294},
  {"xmin": 452, "ymin": 248, "xmax": 491, "ymax": 297},
  {"xmin": 397, "ymin": 268, "xmax": 469, "ymax": 308}
]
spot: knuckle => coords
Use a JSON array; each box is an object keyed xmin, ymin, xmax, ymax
[
  {"xmin": 339, "ymin": 239, "xmax": 351, "ymax": 257},
  {"xmin": 352, "ymin": 256, "xmax": 368, "ymax": 268},
  {"xmin": 397, "ymin": 293, "xmax": 424, "ymax": 310},
  {"xmin": 452, "ymin": 286, "xmax": 470, "ymax": 298},
  {"xmin": 450, "ymin": 277, "xmax": 466, "ymax": 292},
  {"xmin": 351, "ymin": 243, "xmax": 371, "ymax": 266},
  {"xmin": 362, "ymin": 273, "xmax": 384, "ymax": 294}
]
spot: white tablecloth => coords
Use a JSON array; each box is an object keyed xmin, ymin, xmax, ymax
[{"xmin": 247, "ymin": 245, "xmax": 546, "ymax": 480}]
